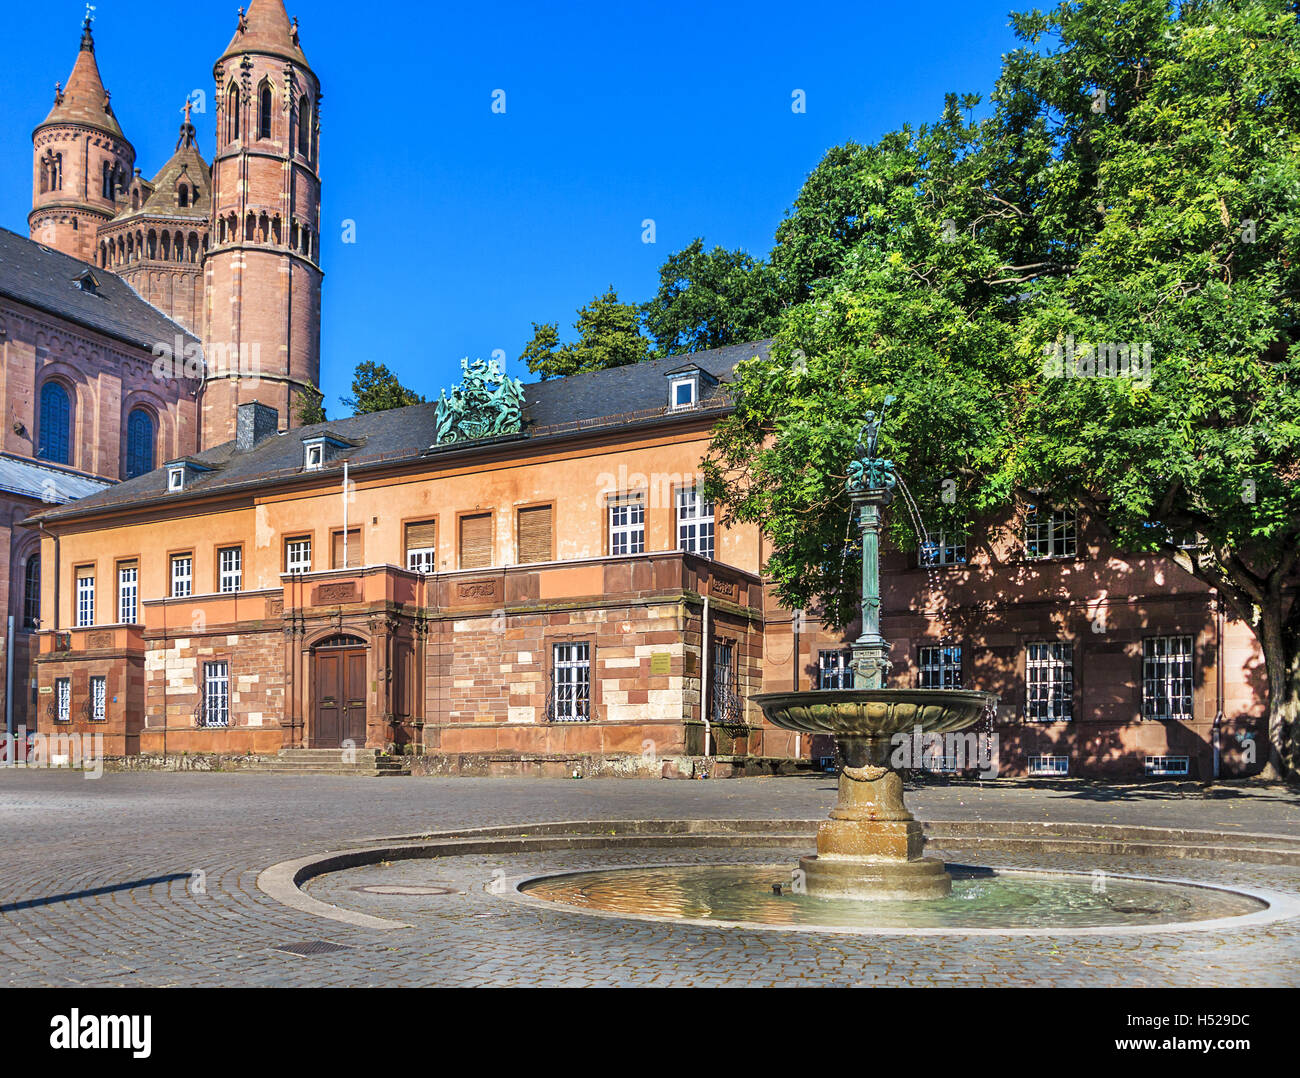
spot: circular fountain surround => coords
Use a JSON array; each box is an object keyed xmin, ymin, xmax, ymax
[{"xmin": 516, "ymin": 863, "xmax": 1273, "ymax": 934}]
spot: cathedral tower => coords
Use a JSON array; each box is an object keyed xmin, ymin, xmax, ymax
[
  {"xmin": 202, "ymin": 0, "xmax": 322, "ymax": 448},
  {"xmin": 29, "ymin": 16, "xmax": 135, "ymax": 263}
]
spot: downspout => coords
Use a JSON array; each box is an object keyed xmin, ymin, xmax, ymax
[
  {"xmin": 701, "ymin": 595, "xmax": 711, "ymax": 758},
  {"xmin": 1214, "ymin": 593, "xmax": 1226, "ymax": 779},
  {"xmin": 792, "ymin": 608, "xmax": 801, "ymax": 759},
  {"xmin": 6, "ymin": 616, "xmax": 13, "ymax": 741},
  {"xmin": 342, "ymin": 460, "xmax": 349, "ymax": 568}
]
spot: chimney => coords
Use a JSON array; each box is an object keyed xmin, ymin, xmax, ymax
[{"xmin": 236, "ymin": 401, "xmax": 279, "ymax": 450}]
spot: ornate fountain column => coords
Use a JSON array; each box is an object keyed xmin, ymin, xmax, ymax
[{"xmin": 754, "ymin": 396, "xmax": 997, "ymax": 900}]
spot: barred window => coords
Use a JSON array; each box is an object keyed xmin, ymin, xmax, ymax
[
  {"xmin": 711, "ymin": 640, "xmax": 742, "ymax": 723},
  {"xmin": 552, "ymin": 642, "xmax": 591, "ymax": 723},
  {"xmin": 202, "ymin": 661, "xmax": 230, "ymax": 728},
  {"xmin": 171, "ymin": 555, "xmax": 192, "ymax": 598},
  {"xmin": 55, "ymin": 678, "xmax": 71, "ymax": 723},
  {"xmin": 1025, "ymin": 507, "xmax": 1077, "ymax": 559},
  {"xmin": 90, "ymin": 676, "xmax": 107, "ymax": 722},
  {"xmin": 918, "ymin": 645, "xmax": 962, "ymax": 690},
  {"xmin": 677, "ymin": 488, "xmax": 715, "ymax": 559},
  {"xmin": 817, "ymin": 650, "xmax": 854, "ymax": 690},
  {"xmin": 1026, "ymin": 642, "xmax": 1073, "ymax": 721},
  {"xmin": 218, "ymin": 547, "xmax": 242, "ymax": 593},
  {"xmin": 609, "ymin": 495, "xmax": 645, "ymax": 556},
  {"xmin": 1142, "ymin": 636, "xmax": 1194, "ymax": 721}
]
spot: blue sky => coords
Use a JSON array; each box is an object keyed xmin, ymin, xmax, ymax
[{"xmin": 0, "ymin": 1, "xmax": 1022, "ymax": 413}]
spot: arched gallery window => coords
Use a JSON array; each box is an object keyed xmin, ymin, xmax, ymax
[
  {"xmin": 37, "ymin": 381, "xmax": 71, "ymax": 465},
  {"xmin": 125, "ymin": 408, "xmax": 155, "ymax": 479}
]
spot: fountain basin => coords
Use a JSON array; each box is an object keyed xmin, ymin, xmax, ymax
[{"xmin": 752, "ymin": 688, "xmax": 999, "ymax": 900}]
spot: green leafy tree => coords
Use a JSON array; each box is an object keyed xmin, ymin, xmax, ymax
[
  {"xmin": 641, "ymin": 238, "xmax": 782, "ymax": 355},
  {"xmin": 521, "ymin": 287, "xmax": 650, "ymax": 379},
  {"xmin": 342, "ymin": 361, "xmax": 424, "ymax": 415},
  {"xmin": 294, "ymin": 383, "xmax": 328, "ymax": 425},
  {"xmin": 707, "ymin": 0, "xmax": 1300, "ymax": 775}
]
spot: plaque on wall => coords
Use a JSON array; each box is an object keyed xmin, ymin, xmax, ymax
[
  {"xmin": 312, "ymin": 582, "xmax": 358, "ymax": 605},
  {"xmin": 456, "ymin": 579, "xmax": 501, "ymax": 603},
  {"xmin": 266, "ymin": 598, "xmax": 285, "ymax": 619},
  {"xmin": 709, "ymin": 577, "xmax": 739, "ymax": 600},
  {"xmin": 649, "ymin": 652, "xmax": 672, "ymax": 676},
  {"xmin": 87, "ymin": 631, "xmax": 114, "ymax": 649}
]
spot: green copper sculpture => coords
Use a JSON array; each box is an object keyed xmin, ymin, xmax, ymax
[{"xmin": 433, "ymin": 358, "xmax": 526, "ymax": 446}]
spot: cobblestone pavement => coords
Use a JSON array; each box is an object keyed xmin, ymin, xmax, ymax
[{"xmin": 1, "ymin": 770, "xmax": 1297, "ymax": 987}]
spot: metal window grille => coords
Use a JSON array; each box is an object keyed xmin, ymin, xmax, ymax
[
  {"xmin": 89, "ymin": 676, "xmax": 107, "ymax": 722},
  {"xmin": 171, "ymin": 556, "xmax": 192, "ymax": 598},
  {"xmin": 1142, "ymin": 636, "xmax": 1194, "ymax": 722},
  {"xmin": 1026, "ymin": 642, "xmax": 1073, "ymax": 721},
  {"xmin": 918, "ymin": 645, "xmax": 962, "ymax": 690},
  {"xmin": 609, "ymin": 496, "xmax": 645, "ymax": 556},
  {"xmin": 55, "ymin": 678, "xmax": 71, "ymax": 723},
  {"xmin": 1028, "ymin": 755, "xmax": 1069, "ymax": 776},
  {"xmin": 197, "ymin": 661, "xmax": 231, "ymax": 728},
  {"xmin": 551, "ymin": 643, "xmax": 591, "ymax": 722},
  {"xmin": 118, "ymin": 564, "xmax": 138, "ymax": 624},
  {"xmin": 1145, "ymin": 755, "xmax": 1189, "ymax": 776},
  {"xmin": 75, "ymin": 573, "xmax": 94, "ymax": 627},
  {"xmin": 286, "ymin": 539, "xmax": 312, "ymax": 575},
  {"xmin": 817, "ymin": 650, "xmax": 855, "ymax": 690},
  {"xmin": 1025, "ymin": 507, "xmax": 1077, "ymax": 559},
  {"xmin": 219, "ymin": 547, "xmax": 242, "ymax": 593},
  {"xmin": 711, "ymin": 640, "xmax": 743, "ymax": 724},
  {"xmin": 676, "ymin": 488, "xmax": 716, "ymax": 559}
]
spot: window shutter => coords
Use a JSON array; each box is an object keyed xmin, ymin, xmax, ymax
[
  {"xmin": 332, "ymin": 528, "xmax": 361, "ymax": 569},
  {"xmin": 459, "ymin": 513, "xmax": 493, "ymax": 569},
  {"xmin": 517, "ymin": 506, "xmax": 552, "ymax": 565},
  {"xmin": 404, "ymin": 520, "xmax": 437, "ymax": 555}
]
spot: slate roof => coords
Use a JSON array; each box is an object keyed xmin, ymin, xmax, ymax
[
  {"xmin": 0, "ymin": 453, "xmax": 111, "ymax": 504},
  {"xmin": 31, "ymin": 339, "xmax": 772, "ymax": 524},
  {"xmin": 0, "ymin": 227, "xmax": 197, "ymax": 352}
]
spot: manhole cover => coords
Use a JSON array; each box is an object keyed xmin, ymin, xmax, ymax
[
  {"xmin": 273, "ymin": 940, "xmax": 354, "ymax": 957},
  {"xmin": 351, "ymin": 885, "xmax": 457, "ymax": 896}
]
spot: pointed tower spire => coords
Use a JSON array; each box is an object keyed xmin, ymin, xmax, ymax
[
  {"xmin": 219, "ymin": 0, "xmax": 309, "ymax": 68},
  {"xmin": 30, "ymin": 12, "xmax": 134, "ymax": 261},
  {"xmin": 40, "ymin": 11, "xmax": 124, "ymax": 138}
]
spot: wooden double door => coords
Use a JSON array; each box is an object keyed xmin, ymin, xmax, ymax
[{"xmin": 313, "ymin": 644, "xmax": 368, "ymax": 748}]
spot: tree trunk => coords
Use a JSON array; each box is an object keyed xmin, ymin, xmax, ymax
[{"xmin": 1255, "ymin": 604, "xmax": 1300, "ymax": 781}]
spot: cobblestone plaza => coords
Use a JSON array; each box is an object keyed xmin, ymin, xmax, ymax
[{"xmin": 1, "ymin": 771, "xmax": 1296, "ymax": 988}]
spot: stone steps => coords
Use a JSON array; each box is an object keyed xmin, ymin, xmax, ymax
[{"xmin": 242, "ymin": 748, "xmax": 412, "ymax": 777}]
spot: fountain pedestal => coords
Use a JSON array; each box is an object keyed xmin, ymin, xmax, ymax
[{"xmin": 801, "ymin": 739, "xmax": 951, "ymax": 899}]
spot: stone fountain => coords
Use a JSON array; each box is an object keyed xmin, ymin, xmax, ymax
[{"xmin": 753, "ymin": 399, "xmax": 997, "ymax": 900}]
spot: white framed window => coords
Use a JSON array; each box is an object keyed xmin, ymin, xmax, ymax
[
  {"xmin": 918, "ymin": 645, "xmax": 962, "ymax": 690},
  {"xmin": 117, "ymin": 563, "xmax": 138, "ymax": 624},
  {"xmin": 1026, "ymin": 642, "xmax": 1073, "ymax": 721},
  {"xmin": 1145, "ymin": 755, "xmax": 1189, "ymax": 776},
  {"xmin": 676, "ymin": 487, "xmax": 715, "ymax": 559},
  {"xmin": 1142, "ymin": 635, "xmax": 1194, "ymax": 722},
  {"xmin": 670, "ymin": 377, "xmax": 697, "ymax": 409},
  {"xmin": 171, "ymin": 555, "xmax": 192, "ymax": 598},
  {"xmin": 89, "ymin": 676, "xmax": 107, "ymax": 722},
  {"xmin": 75, "ymin": 571, "xmax": 94, "ymax": 627},
  {"xmin": 1028, "ymin": 754, "xmax": 1069, "ymax": 777},
  {"xmin": 817, "ymin": 649, "xmax": 854, "ymax": 689},
  {"xmin": 407, "ymin": 548, "xmax": 436, "ymax": 574},
  {"xmin": 1025, "ymin": 506, "xmax": 1077, "ymax": 558},
  {"xmin": 168, "ymin": 466, "xmax": 185, "ymax": 492},
  {"xmin": 304, "ymin": 443, "xmax": 324, "ymax": 471},
  {"xmin": 202, "ymin": 661, "xmax": 230, "ymax": 728},
  {"xmin": 608, "ymin": 494, "xmax": 645, "ymax": 556},
  {"xmin": 218, "ymin": 547, "xmax": 242, "ymax": 593},
  {"xmin": 921, "ymin": 531, "xmax": 967, "ymax": 566},
  {"xmin": 286, "ymin": 537, "xmax": 312, "ymax": 575},
  {"xmin": 551, "ymin": 642, "xmax": 591, "ymax": 723},
  {"xmin": 55, "ymin": 678, "xmax": 71, "ymax": 723}
]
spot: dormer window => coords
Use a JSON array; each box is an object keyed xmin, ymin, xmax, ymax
[
  {"xmin": 305, "ymin": 443, "xmax": 324, "ymax": 471},
  {"xmin": 74, "ymin": 270, "xmax": 100, "ymax": 296},
  {"xmin": 165, "ymin": 458, "xmax": 211, "ymax": 492},
  {"xmin": 665, "ymin": 363, "xmax": 717, "ymax": 412},
  {"xmin": 301, "ymin": 432, "xmax": 354, "ymax": 472},
  {"xmin": 168, "ymin": 466, "xmax": 185, "ymax": 491},
  {"xmin": 178, "ymin": 186, "xmax": 188, "ymax": 208}
]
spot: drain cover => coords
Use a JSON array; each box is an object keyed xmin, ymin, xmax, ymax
[
  {"xmin": 273, "ymin": 940, "xmax": 354, "ymax": 957},
  {"xmin": 351, "ymin": 885, "xmax": 457, "ymax": 896}
]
